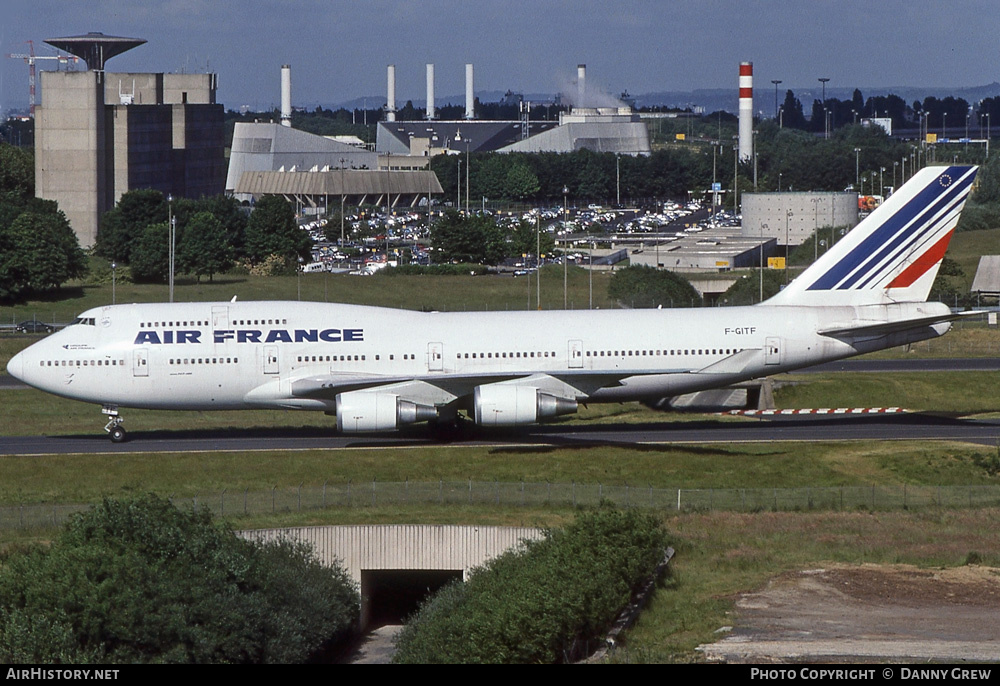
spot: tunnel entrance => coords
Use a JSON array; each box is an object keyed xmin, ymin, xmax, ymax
[{"xmin": 360, "ymin": 568, "xmax": 464, "ymax": 628}]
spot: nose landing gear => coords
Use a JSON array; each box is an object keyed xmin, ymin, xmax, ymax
[{"xmin": 102, "ymin": 405, "xmax": 127, "ymax": 443}]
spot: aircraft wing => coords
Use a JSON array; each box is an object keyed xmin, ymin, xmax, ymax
[{"xmin": 289, "ymin": 369, "xmax": 640, "ymax": 406}]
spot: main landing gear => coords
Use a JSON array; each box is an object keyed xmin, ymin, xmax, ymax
[{"xmin": 102, "ymin": 405, "xmax": 127, "ymax": 443}]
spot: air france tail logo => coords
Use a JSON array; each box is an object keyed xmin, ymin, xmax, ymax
[
  {"xmin": 806, "ymin": 166, "xmax": 976, "ymax": 292},
  {"xmin": 134, "ymin": 328, "xmax": 364, "ymax": 345}
]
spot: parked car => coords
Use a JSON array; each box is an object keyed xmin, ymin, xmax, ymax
[{"xmin": 15, "ymin": 320, "xmax": 53, "ymax": 334}]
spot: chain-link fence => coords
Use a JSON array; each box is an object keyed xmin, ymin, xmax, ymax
[{"xmin": 4, "ymin": 481, "xmax": 1000, "ymax": 531}]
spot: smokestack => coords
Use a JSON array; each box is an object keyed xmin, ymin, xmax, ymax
[
  {"xmin": 280, "ymin": 64, "xmax": 292, "ymax": 127},
  {"xmin": 426, "ymin": 63, "xmax": 435, "ymax": 120},
  {"xmin": 739, "ymin": 61, "xmax": 753, "ymax": 161},
  {"xmin": 465, "ymin": 63, "xmax": 475, "ymax": 119},
  {"xmin": 386, "ymin": 64, "xmax": 396, "ymax": 122},
  {"xmin": 577, "ymin": 64, "xmax": 586, "ymax": 107}
]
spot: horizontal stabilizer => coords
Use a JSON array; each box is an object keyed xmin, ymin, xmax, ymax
[{"xmin": 818, "ymin": 311, "xmax": 980, "ymax": 339}]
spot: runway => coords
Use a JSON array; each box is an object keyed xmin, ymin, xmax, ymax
[
  {"xmin": 1, "ymin": 413, "xmax": 998, "ymax": 456},
  {"xmin": 2, "ymin": 357, "xmax": 997, "ymax": 456}
]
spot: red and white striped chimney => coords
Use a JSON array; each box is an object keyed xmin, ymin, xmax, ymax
[{"xmin": 738, "ymin": 61, "xmax": 753, "ymax": 161}]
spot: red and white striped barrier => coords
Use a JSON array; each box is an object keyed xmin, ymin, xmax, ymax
[{"xmin": 726, "ymin": 407, "xmax": 907, "ymax": 416}]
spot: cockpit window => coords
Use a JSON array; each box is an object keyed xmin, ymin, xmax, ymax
[{"xmin": 71, "ymin": 317, "xmax": 96, "ymax": 326}]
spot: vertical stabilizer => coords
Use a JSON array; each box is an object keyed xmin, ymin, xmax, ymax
[{"xmin": 765, "ymin": 165, "xmax": 977, "ymax": 307}]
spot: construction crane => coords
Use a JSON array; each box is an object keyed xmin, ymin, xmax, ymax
[{"xmin": 6, "ymin": 40, "xmax": 80, "ymax": 116}]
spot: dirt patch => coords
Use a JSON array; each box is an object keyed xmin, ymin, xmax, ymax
[{"xmin": 698, "ymin": 564, "xmax": 1000, "ymax": 663}]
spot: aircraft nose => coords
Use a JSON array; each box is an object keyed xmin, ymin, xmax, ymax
[{"xmin": 6, "ymin": 350, "xmax": 24, "ymax": 382}]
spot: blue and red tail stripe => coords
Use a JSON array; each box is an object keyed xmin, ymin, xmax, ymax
[{"xmin": 805, "ymin": 166, "xmax": 976, "ymax": 292}]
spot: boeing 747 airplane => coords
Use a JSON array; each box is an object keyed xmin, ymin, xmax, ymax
[{"xmin": 7, "ymin": 166, "xmax": 979, "ymax": 442}]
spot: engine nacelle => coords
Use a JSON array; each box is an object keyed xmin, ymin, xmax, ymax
[
  {"xmin": 336, "ymin": 391, "xmax": 437, "ymax": 432},
  {"xmin": 473, "ymin": 384, "xmax": 578, "ymax": 426}
]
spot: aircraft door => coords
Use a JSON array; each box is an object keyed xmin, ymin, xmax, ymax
[
  {"xmin": 568, "ymin": 340, "xmax": 584, "ymax": 368},
  {"xmin": 765, "ymin": 337, "xmax": 781, "ymax": 365},
  {"xmin": 212, "ymin": 306, "xmax": 229, "ymax": 329},
  {"xmin": 133, "ymin": 349, "xmax": 149, "ymax": 377},
  {"xmin": 263, "ymin": 345, "xmax": 279, "ymax": 375},
  {"xmin": 428, "ymin": 342, "xmax": 444, "ymax": 372}
]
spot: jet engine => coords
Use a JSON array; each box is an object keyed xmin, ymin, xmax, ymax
[
  {"xmin": 336, "ymin": 391, "xmax": 437, "ymax": 432},
  {"xmin": 473, "ymin": 384, "xmax": 578, "ymax": 426}
]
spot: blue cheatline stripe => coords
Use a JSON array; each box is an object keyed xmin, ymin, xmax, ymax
[
  {"xmin": 841, "ymin": 169, "xmax": 975, "ymax": 290},
  {"xmin": 806, "ymin": 166, "xmax": 974, "ymax": 291}
]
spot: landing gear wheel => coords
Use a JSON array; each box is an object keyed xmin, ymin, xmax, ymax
[{"xmin": 102, "ymin": 405, "xmax": 126, "ymax": 442}]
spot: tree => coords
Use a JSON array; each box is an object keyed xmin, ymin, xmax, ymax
[
  {"xmin": 719, "ymin": 269, "xmax": 786, "ymax": 306},
  {"xmin": 244, "ymin": 195, "xmax": 311, "ymax": 267},
  {"xmin": 0, "ymin": 143, "xmax": 33, "ymax": 204},
  {"xmin": 509, "ymin": 219, "xmax": 554, "ymax": 260},
  {"xmin": 431, "ymin": 210, "xmax": 506, "ymax": 264},
  {"xmin": 505, "ymin": 163, "xmax": 540, "ymax": 200},
  {"xmin": 0, "ymin": 494, "xmax": 359, "ymax": 664},
  {"xmin": 0, "ymin": 204, "xmax": 87, "ymax": 300},
  {"xmin": 129, "ymin": 222, "xmax": 170, "ymax": 283},
  {"xmin": 607, "ymin": 265, "xmax": 702, "ymax": 308},
  {"xmin": 178, "ymin": 211, "xmax": 234, "ymax": 282},
  {"xmin": 781, "ymin": 90, "xmax": 808, "ymax": 130},
  {"xmin": 172, "ymin": 194, "xmax": 248, "ymax": 259},
  {"xmin": 10, "ymin": 208, "xmax": 87, "ymax": 291},
  {"xmin": 95, "ymin": 189, "xmax": 168, "ymax": 264}
]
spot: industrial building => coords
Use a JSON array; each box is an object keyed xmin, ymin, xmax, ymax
[
  {"xmin": 497, "ymin": 107, "xmax": 650, "ymax": 155},
  {"xmin": 740, "ymin": 192, "xmax": 859, "ymax": 247},
  {"xmin": 625, "ymin": 229, "xmax": 776, "ymax": 272},
  {"xmin": 226, "ymin": 121, "xmax": 377, "ymax": 196},
  {"xmin": 226, "ymin": 65, "xmax": 440, "ymax": 209},
  {"xmin": 375, "ymin": 62, "xmax": 650, "ymax": 158},
  {"xmin": 34, "ymin": 33, "xmax": 225, "ymax": 248},
  {"xmin": 232, "ymin": 169, "xmax": 443, "ymax": 213},
  {"xmin": 375, "ymin": 119, "xmax": 557, "ymax": 157}
]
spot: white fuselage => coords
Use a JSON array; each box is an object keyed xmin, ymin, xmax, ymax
[{"xmin": 7, "ymin": 299, "xmax": 950, "ymax": 416}]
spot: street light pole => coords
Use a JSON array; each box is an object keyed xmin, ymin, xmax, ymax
[
  {"xmin": 818, "ymin": 78, "xmax": 830, "ymax": 138},
  {"xmin": 562, "ymin": 186, "xmax": 569, "ymax": 309},
  {"xmin": 784, "ymin": 210, "xmax": 793, "ymax": 284},
  {"xmin": 167, "ymin": 194, "xmax": 175, "ymax": 303},
  {"xmin": 759, "ymin": 222, "xmax": 768, "ymax": 303},
  {"xmin": 536, "ymin": 214, "xmax": 541, "ymax": 311},
  {"xmin": 340, "ymin": 158, "xmax": 346, "ymax": 249},
  {"xmin": 589, "ymin": 241, "xmax": 594, "ymax": 310},
  {"xmin": 811, "ymin": 197, "xmax": 821, "ymax": 262},
  {"xmin": 771, "ymin": 79, "xmax": 782, "ymax": 118}
]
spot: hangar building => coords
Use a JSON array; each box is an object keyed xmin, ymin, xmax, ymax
[{"xmin": 226, "ymin": 121, "xmax": 378, "ymax": 196}]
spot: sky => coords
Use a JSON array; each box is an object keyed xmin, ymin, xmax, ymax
[{"xmin": 3, "ymin": 0, "xmax": 999, "ymax": 114}]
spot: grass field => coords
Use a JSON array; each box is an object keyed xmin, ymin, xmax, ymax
[
  {"xmin": 620, "ymin": 507, "xmax": 1000, "ymax": 662},
  {"xmin": 3, "ymin": 440, "xmax": 1000, "ymax": 507},
  {"xmin": 0, "ymin": 262, "xmax": 620, "ymax": 328}
]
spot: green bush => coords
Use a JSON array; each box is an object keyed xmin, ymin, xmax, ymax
[
  {"xmin": 608, "ymin": 265, "xmax": 701, "ymax": 308},
  {"xmin": 0, "ymin": 495, "xmax": 358, "ymax": 664},
  {"xmin": 393, "ymin": 506, "xmax": 667, "ymax": 664}
]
